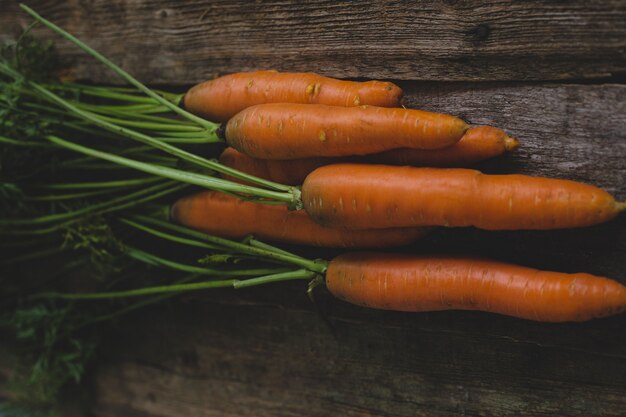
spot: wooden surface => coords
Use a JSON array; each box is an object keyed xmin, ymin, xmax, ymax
[
  {"xmin": 86, "ymin": 82, "xmax": 626, "ymax": 417},
  {"xmin": 1, "ymin": 0, "xmax": 625, "ymax": 82},
  {"xmin": 1, "ymin": 1, "xmax": 626, "ymax": 416}
]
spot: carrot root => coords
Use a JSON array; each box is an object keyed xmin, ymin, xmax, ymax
[
  {"xmin": 184, "ymin": 71, "xmax": 404, "ymax": 122},
  {"xmin": 504, "ymin": 135, "xmax": 520, "ymax": 151},
  {"xmin": 302, "ymin": 164, "xmax": 623, "ymax": 230},
  {"xmin": 171, "ymin": 191, "xmax": 432, "ymax": 249},
  {"xmin": 326, "ymin": 252, "xmax": 626, "ymax": 322},
  {"xmin": 225, "ymin": 104, "xmax": 469, "ymax": 159}
]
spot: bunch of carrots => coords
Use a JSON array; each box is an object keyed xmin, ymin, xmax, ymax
[
  {"xmin": 171, "ymin": 70, "xmax": 626, "ymax": 323},
  {"xmin": 0, "ymin": 4, "xmax": 624, "ymax": 410}
]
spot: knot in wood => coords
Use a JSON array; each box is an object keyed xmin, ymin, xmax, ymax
[{"xmin": 466, "ymin": 23, "xmax": 491, "ymax": 43}]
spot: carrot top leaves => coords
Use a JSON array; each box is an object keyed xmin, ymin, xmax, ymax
[{"xmin": 0, "ymin": 18, "xmax": 310, "ymax": 411}]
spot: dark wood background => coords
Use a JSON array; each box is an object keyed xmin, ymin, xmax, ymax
[{"xmin": 1, "ymin": 1, "xmax": 626, "ymax": 416}]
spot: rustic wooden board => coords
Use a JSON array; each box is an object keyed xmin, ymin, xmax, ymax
[
  {"xmin": 85, "ymin": 82, "xmax": 626, "ymax": 417},
  {"xmin": 91, "ymin": 284, "xmax": 626, "ymax": 417},
  {"xmin": 1, "ymin": 2, "xmax": 625, "ymax": 415},
  {"xmin": 1, "ymin": 0, "xmax": 625, "ymax": 82}
]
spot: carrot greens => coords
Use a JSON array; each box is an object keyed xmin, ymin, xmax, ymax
[{"xmin": 0, "ymin": 10, "xmax": 315, "ymax": 413}]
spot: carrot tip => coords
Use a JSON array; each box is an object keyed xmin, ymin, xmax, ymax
[{"xmin": 504, "ymin": 135, "xmax": 520, "ymax": 151}]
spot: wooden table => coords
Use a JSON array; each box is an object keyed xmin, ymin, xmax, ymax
[{"xmin": 1, "ymin": 1, "xmax": 625, "ymax": 416}]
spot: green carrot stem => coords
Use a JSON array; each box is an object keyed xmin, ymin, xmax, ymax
[
  {"xmin": 17, "ymin": 102, "xmax": 123, "ymax": 140},
  {"xmin": 118, "ymin": 217, "xmax": 222, "ymax": 251},
  {"xmin": 5, "ymin": 67, "xmax": 293, "ymax": 193},
  {"xmin": 60, "ymin": 145, "xmax": 155, "ymax": 167},
  {"xmin": 20, "ymin": 4, "xmax": 215, "ymax": 129},
  {"xmin": 147, "ymin": 130, "xmax": 211, "ymax": 138},
  {"xmin": 243, "ymin": 237, "xmax": 300, "ymax": 257},
  {"xmin": 24, "ymin": 188, "xmax": 121, "ymax": 201},
  {"xmin": 84, "ymin": 274, "xmax": 200, "ymax": 326},
  {"xmin": 72, "ymin": 101, "xmax": 196, "ymax": 125},
  {"xmin": 29, "ymin": 81, "xmax": 293, "ymax": 193},
  {"xmin": 31, "ymin": 81, "xmax": 221, "ymax": 147},
  {"xmin": 2, "ymin": 180, "xmax": 174, "ymax": 226},
  {"xmin": 43, "ymin": 83, "xmax": 161, "ymax": 104},
  {"xmin": 152, "ymin": 137, "xmax": 217, "ymax": 144},
  {"xmin": 48, "ymin": 82, "xmax": 183, "ymax": 104},
  {"xmin": 74, "ymin": 103, "xmax": 170, "ymax": 114},
  {"xmin": 76, "ymin": 112, "xmax": 205, "ymax": 132},
  {"xmin": 233, "ymin": 269, "xmax": 318, "ymax": 289},
  {"xmin": 0, "ymin": 135, "xmax": 53, "ymax": 148},
  {"xmin": 46, "ymin": 135, "xmax": 299, "ymax": 206},
  {"xmin": 1, "ymin": 183, "xmax": 187, "ymax": 236},
  {"xmin": 34, "ymin": 269, "xmax": 315, "ymax": 300},
  {"xmin": 0, "ymin": 245, "xmax": 65, "ymax": 265},
  {"xmin": 36, "ymin": 176, "xmax": 161, "ymax": 190},
  {"xmin": 126, "ymin": 246, "xmax": 288, "ymax": 276},
  {"xmin": 64, "ymin": 162, "xmax": 160, "ymax": 171},
  {"xmin": 130, "ymin": 215, "xmax": 328, "ymax": 274}
]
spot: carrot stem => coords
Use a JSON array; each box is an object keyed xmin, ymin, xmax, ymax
[
  {"xmin": 82, "ymin": 275, "xmax": 200, "ymax": 326},
  {"xmin": 244, "ymin": 237, "xmax": 299, "ymax": 257},
  {"xmin": 34, "ymin": 84, "xmax": 291, "ymax": 192},
  {"xmin": 24, "ymin": 188, "xmax": 121, "ymax": 201},
  {"xmin": 73, "ymin": 112, "xmax": 205, "ymax": 132},
  {"xmin": 3, "ymin": 60, "xmax": 293, "ymax": 194},
  {"xmin": 119, "ymin": 217, "xmax": 221, "ymax": 251},
  {"xmin": 125, "ymin": 246, "xmax": 291, "ymax": 276},
  {"xmin": 46, "ymin": 82, "xmax": 183, "ymax": 105},
  {"xmin": 128, "ymin": 215, "xmax": 328, "ymax": 273},
  {"xmin": 45, "ymin": 135, "xmax": 299, "ymax": 205},
  {"xmin": 33, "ymin": 269, "xmax": 315, "ymax": 300},
  {"xmin": 1, "ymin": 182, "xmax": 187, "ymax": 235},
  {"xmin": 0, "ymin": 246, "xmax": 65, "ymax": 265},
  {"xmin": 19, "ymin": 3, "xmax": 213, "ymax": 130},
  {"xmin": 2, "ymin": 180, "xmax": 175, "ymax": 226},
  {"xmin": 233, "ymin": 269, "xmax": 317, "ymax": 289},
  {"xmin": 36, "ymin": 176, "xmax": 161, "ymax": 190},
  {"xmin": 0, "ymin": 135, "xmax": 54, "ymax": 148}
]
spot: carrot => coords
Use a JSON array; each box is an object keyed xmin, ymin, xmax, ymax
[
  {"xmin": 325, "ymin": 252, "xmax": 626, "ymax": 322},
  {"xmin": 224, "ymin": 103, "xmax": 469, "ymax": 159},
  {"xmin": 183, "ymin": 70, "xmax": 403, "ymax": 122},
  {"xmin": 369, "ymin": 125, "xmax": 519, "ymax": 167},
  {"xmin": 219, "ymin": 126, "xmax": 518, "ymax": 185},
  {"xmin": 301, "ymin": 164, "xmax": 626, "ymax": 230},
  {"xmin": 170, "ymin": 191, "xmax": 431, "ymax": 248},
  {"xmin": 218, "ymin": 146, "xmax": 340, "ymax": 186}
]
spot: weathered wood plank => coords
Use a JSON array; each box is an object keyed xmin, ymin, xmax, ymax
[
  {"xmin": 88, "ymin": 81, "xmax": 626, "ymax": 416},
  {"xmin": 0, "ymin": 2, "xmax": 624, "ymax": 413},
  {"xmin": 0, "ymin": 0, "xmax": 624, "ymax": 83},
  {"xmin": 91, "ymin": 284, "xmax": 626, "ymax": 417},
  {"xmin": 399, "ymin": 82, "xmax": 626, "ymax": 199}
]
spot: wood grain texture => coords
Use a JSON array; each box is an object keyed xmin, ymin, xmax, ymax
[
  {"xmin": 0, "ymin": 1, "xmax": 625, "ymax": 415},
  {"xmin": 0, "ymin": 0, "xmax": 624, "ymax": 82},
  {"xmin": 88, "ymin": 82, "xmax": 626, "ymax": 417},
  {"xmin": 91, "ymin": 284, "xmax": 626, "ymax": 417},
  {"xmin": 400, "ymin": 82, "xmax": 626, "ymax": 198}
]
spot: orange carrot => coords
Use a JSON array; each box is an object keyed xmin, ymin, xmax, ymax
[
  {"xmin": 369, "ymin": 125, "xmax": 519, "ymax": 167},
  {"xmin": 301, "ymin": 164, "xmax": 625, "ymax": 230},
  {"xmin": 219, "ymin": 126, "xmax": 518, "ymax": 185},
  {"xmin": 326, "ymin": 252, "xmax": 626, "ymax": 322},
  {"xmin": 218, "ymin": 146, "xmax": 340, "ymax": 186},
  {"xmin": 183, "ymin": 70, "xmax": 403, "ymax": 122},
  {"xmin": 225, "ymin": 103, "xmax": 469, "ymax": 159},
  {"xmin": 170, "ymin": 191, "xmax": 431, "ymax": 248}
]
